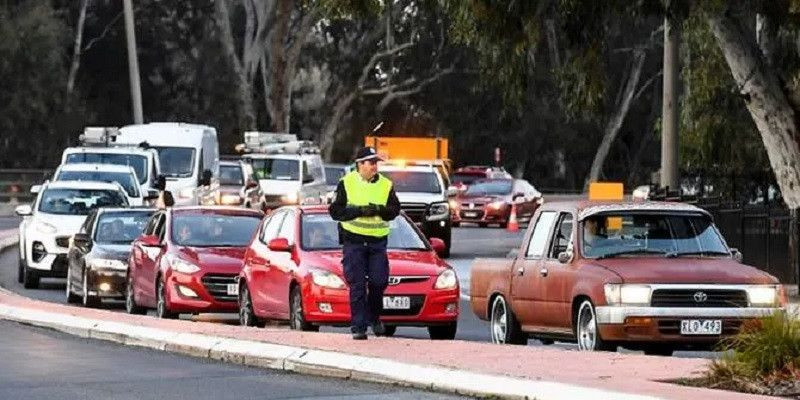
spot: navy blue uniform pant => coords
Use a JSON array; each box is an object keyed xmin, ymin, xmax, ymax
[{"xmin": 342, "ymin": 238, "xmax": 389, "ymax": 333}]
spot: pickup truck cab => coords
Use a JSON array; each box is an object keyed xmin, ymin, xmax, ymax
[{"xmin": 470, "ymin": 200, "xmax": 785, "ymax": 355}]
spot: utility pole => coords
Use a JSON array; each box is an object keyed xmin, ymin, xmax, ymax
[
  {"xmin": 123, "ymin": 0, "xmax": 143, "ymax": 124},
  {"xmin": 660, "ymin": 14, "xmax": 680, "ymax": 191}
]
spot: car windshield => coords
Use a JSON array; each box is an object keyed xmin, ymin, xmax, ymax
[
  {"xmin": 251, "ymin": 158, "xmax": 299, "ymax": 181},
  {"xmin": 325, "ymin": 166, "xmax": 347, "ymax": 186},
  {"xmin": 171, "ymin": 213, "xmax": 261, "ymax": 247},
  {"xmin": 301, "ymin": 214, "xmax": 428, "ymax": 251},
  {"xmin": 38, "ymin": 189, "xmax": 128, "ymax": 215},
  {"xmin": 56, "ymin": 170, "xmax": 140, "ymax": 197},
  {"xmin": 379, "ymin": 171, "xmax": 441, "ymax": 193},
  {"xmin": 581, "ymin": 213, "xmax": 730, "ymax": 259},
  {"xmin": 64, "ymin": 153, "xmax": 148, "ymax": 184},
  {"xmin": 452, "ymin": 172, "xmax": 484, "ymax": 186},
  {"xmin": 94, "ymin": 211, "xmax": 154, "ymax": 244},
  {"xmin": 154, "ymin": 146, "xmax": 195, "ymax": 177},
  {"xmin": 219, "ymin": 164, "xmax": 244, "ymax": 185},
  {"xmin": 465, "ymin": 180, "xmax": 512, "ymax": 195}
]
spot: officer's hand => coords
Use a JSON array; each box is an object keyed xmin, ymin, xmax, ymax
[
  {"xmin": 369, "ymin": 203, "xmax": 386, "ymax": 215},
  {"xmin": 361, "ymin": 204, "xmax": 378, "ymax": 217}
]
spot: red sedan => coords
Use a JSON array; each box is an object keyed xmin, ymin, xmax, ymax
[
  {"xmin": 126, "ymin": 206, "xmax": 262, "ymax": 318},
  {"xmin": 238, "ymin": 205, "xmax": 460, "ymax": 339}
]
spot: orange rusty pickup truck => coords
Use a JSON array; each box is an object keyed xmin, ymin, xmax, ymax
[{"xmin": 470, "ymin": 200, "xmax": 786, "ymax": 355}]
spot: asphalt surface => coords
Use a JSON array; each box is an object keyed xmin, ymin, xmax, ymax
[
  {"xmin": 0, "ymin": 216, "xmax": 20, "ymax": 230},
  {"xmin": 0, "ymin": 224, "xmax": 718, "ymax": 357},
  {"xmin": 0, "ymin": 320, "xmax": 469, "ymax": 400}
]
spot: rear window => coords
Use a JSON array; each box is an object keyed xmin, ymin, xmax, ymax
[
  {"xmin": 64, "ymin": 153, "xmax": 148, "ymax": 184},
  {"xmin": 251, "ymin": 158, "xmax": 299, "ymax": 181},
  {"xmin": 219, "ymin": 164, "xmax": 244, "ymax": 185}
]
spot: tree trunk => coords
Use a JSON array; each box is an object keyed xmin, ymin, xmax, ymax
[
  {"xmin": 708, "ymin": 13, "xmax": 800, "ymax": 209},
  {"xmin": 320, "ymin": 91, "xmax": 357, "ymax": 160},
  {"xmin": 584, "ymin": 50, "xmax": 646, "ymax": 189},
  {"xmin": 266, "ymin": 0, "xmax": 292, "ymax": 132},
  {"xmin": 214, "ymin": 0, "xmax": 256, "ymax": 131},
  {"xmin": 66, "ymin": 0, "xmax": 89, "ymax": 102}
]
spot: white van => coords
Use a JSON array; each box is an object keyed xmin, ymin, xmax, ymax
[{"xmin": 115, "ymin": 123, "xmax": 220, "ymax": 205}]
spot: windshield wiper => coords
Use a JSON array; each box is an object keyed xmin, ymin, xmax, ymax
[
  {"xmin": 671, "ymin": 250, "xmax": 731, "ymax": 257},
  {"xmin": 597, "ymin": 249, "xmax": 674, "ymax": 260}
]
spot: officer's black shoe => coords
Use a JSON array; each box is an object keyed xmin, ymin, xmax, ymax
[
  {"xmin": 371, "ymin": 322, "xmax": 386, "ymax": 336},
  {"xmin": 352, "ymin": 331, "xmax": 368, "ymax": 340}
]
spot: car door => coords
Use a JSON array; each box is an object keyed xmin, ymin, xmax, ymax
[
  {"xmin": 68, "ymin": 210, "xmax": 97, "ymax": 290},
  {"xmin": 265, "ymin": 210, "xmax": 299, "ymax": 318},
  {"xmin": 538, "ymin": 212, "xmax": 576, "ymax": 329},
  {"xmin": 510, "ymin": 210, "xmax": 557, "ymax": 329},
  {"xmin": 249, "ymin": 211, "xmax": 285, "ymax": 316},
  {"xmin": 139, "ymin": 213, "xmax": 166, "ymax": 306},
  {"xmin": 131, "ymin": 212, "xmax": 158, "ymax": 305}
]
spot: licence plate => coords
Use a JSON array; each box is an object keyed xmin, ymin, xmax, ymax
[
  {"xmin": 680, "ymin": 319, "xmax": 722, "ymax": 335},
  {"xmin": 226, "ymin": 284, "xmax": 239, "ymax": 296},
  {"xmin": 463, "ymin": 211, "xmax": 479, "ymax": 218},
  {"xmin": 383, "ymin": 296, "xmax": 410, "ymax": 310}
]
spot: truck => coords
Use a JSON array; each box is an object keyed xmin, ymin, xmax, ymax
[{"xmin": 364, "ymin": 136, "xmax": 449, "ymax": 161}]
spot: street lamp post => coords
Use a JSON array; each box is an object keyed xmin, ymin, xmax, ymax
[{"xmin": 123, "ymin": 0, "xmax": 143, "ymax": 124}]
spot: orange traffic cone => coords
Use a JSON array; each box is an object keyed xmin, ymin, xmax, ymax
[{"xmin": 507, "ymin": 203, "xmax": 519, "ymax": 232}]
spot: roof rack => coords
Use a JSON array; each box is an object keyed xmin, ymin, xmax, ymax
[
  {"xmin": 235, "ymin": 131, "xmax": 320, "ymax": 155},
  {"xmin": 79, "ymin": 126, "xmax": 152, "ymax": 149}
]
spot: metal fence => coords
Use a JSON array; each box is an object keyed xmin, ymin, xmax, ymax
[{"xmin": 0, "ymin": 169, "xmax": 51, "ymax": 204}]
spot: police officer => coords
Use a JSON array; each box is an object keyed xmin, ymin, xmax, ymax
[{"xmin": 329, "ymin": 147, "xmax": 400, "ymax": 340}]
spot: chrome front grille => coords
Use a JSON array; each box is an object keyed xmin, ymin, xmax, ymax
[
  {"xmin": 201, "ymin": 274, "xmax": 238, "ymax": 302},
  {"xmin": 400, "ymin": 203, "xmax": 428, "ymax": 222},
  {"xmin": 650, "ymin": 289, "xmax": 748, "ymax": 308}
]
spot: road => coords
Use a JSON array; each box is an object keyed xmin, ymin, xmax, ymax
[
  {"xmin": 0, "ymin": 223, "xmax": 717, "ymax": 357},
  {"xmin": 0, "ymin": 320, "xmax": 467, "ymax": 400},
  {"xmin": 0, "ymin": 216, "xmax": 20, "ymax": 230}
]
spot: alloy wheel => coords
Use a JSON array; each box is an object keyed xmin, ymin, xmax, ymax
[
  {"xmin": 491, "ymin": 297, "xmax": 508, "ymax": 344},
  {"xmin": 577, "ymin": 301, "xmax": 597, "ymax": 351}
]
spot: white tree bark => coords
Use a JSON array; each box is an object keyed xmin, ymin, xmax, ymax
[
  {"xmin": 584, "ymin": 50, "xmax": 646, "ymax": 188},
  {"xmin": 708, "ymin": 12, "xmax": 800, "ymax": 209}
]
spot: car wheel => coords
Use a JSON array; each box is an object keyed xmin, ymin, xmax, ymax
[
  {"xmin": 428, "ymin": 322, "xmax": 458, "ymax": 340},
  {"xmin": 537, "ymin": 338, "xmax": 554, "ymax": 345},
  {"xmin": 452, "ymin": 222, "xmax": 460, "ymax": 228},
  {"xmin": 478, "ymin": 222, "xmax": 488, "ymax": 228},
  {"xmin": 81, "ymin": 269, "xmax": 100, "ymax": 308},
  {"xmin": 65, "ymin": 268, "xmax": 80, "ymax": 304},
  {"xmin": 643, "ymin": 345, "xmax": 674, "ymax": 357},
  {"xmin": 499, "ymin": 221, "xmax": 508, "ymax": 229},
  {"xmin": 239, "ymin": 282, "xmax": 265, "ymax": 327},
  {"xmin": 289, "ymin": 286, "xmax": 318, "ymax": 332},
  {"xmin": 576, "ymin": 300, "xmax": 615, "ymax": 352},
  {"xmin": 125, "ymin": 273, "xmax": 146, "ymax": 315},
  {"xmin": 382, "ymin": 325, "xmax": 397, "ymax": 337},
  {"xmin": 490, "ymin": 295, "xmax": 526, "ymax": 345},
  {"xmin": 22, "ymin": 264, "xmax": 39, "ymax": 289},
  {"xmin": 156, "ymin": 277, "xmax": 178, "ymax": 319},
  {"xmin": 17, "ymin": 256, "xmax": 25, "ymax": 284}
]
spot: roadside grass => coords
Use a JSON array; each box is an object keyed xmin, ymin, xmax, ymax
[{"xmin": 680, "ymin": 312, "xmax": 800, "ymax": 396}]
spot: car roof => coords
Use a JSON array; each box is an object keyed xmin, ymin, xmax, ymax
[
  {"xmin": 117, "ymin": 123, "xmax": 216, "ymax": 147},
  {"xmin": 63, "ymin": 146, "xmax": 154, "ymax": 156},
  {"xmin": 43, "ymin": 180, "xmax": 125, "ymax": 191},
  {"xmin": 169, "ymin": 206, "xmax": 263, "ymax": 217},
  {"xmin": 57, "ymin": 163, "xmax": 135, "ymax": 173},
  {"xmin": 538, "ymin": 200, "xmax": 710, "ymax": 220}
]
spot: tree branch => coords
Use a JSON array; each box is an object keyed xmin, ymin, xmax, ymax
[
  {"xmin": 82, "ymin": 10, "xmax": 122, "ymax": 52},
  {"xmin": 357, "ymin": 41, "xmax": 414, "ymax": 89},
  {"xmin": 375, "ymin": 66, "xmax": 456, "ymax": 113}
]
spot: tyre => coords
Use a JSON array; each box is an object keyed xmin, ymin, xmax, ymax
[
  {"xmin": 65, "ymin": 268, "xmax": 80, "ymax": 304},
  {"xmin": 428, "ymin": 322, "xmax": 458, "ymax": 340},
  {"xmin": 17, "ymin": 257, "xmax": 25, "ymax": 284},
  {"xmin": 490, "ymin": 295, "xmax": 527, "ymax": 345},
  {"xmin": 382, "ymin": 325, "xmax": 397, "ymax": 337},
  {"xmin": 125, "ymin": 274, "xmax": 146, "ymax": 315},
  {"xmin": 81, "ymin": 269, "xmax": 100, "ymax": 308},
  {"xmin": 452, "ymin": 222, "xmax": 460, "ymax": 228},
  {"xmin": 156, "ymin": 277, "xmax": 178, "ymax": 319},
  {"xmin": 22, "ymin": 265, "xmax": 39, "ymax": 289},
  {"xmin": 439, "ymin": 229, "xmax": 452, "ymax": 258},
  {"xmin": 575, "ymin": 299, "xmax": 615, "ymax": 352},
  {"xmin": 643, "ymin": 345, "xmax": 674, "ymax": 356},
  {"xmin": 289, "ymin": 286, "xmax": 318, "ymax": 332},
  {"xmin": 239, "ymin": 282, "xmax": 265, "ymax": 327},
  {"xmin": 499, "ymin": 221, "xmax": 508, "ymax": 229},
  {"xmin": 478, "ymin": 222, "xmax": 488, "ymax": 228}
]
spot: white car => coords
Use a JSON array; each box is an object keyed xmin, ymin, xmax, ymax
[
  {"xmin": 16, "ymin": 181, "xmax": 130, "ymax": 288},
  {"xmin": 52, "ymin": 163, "xmax": 155, "ymax": 206},
  {"xmin": 244, "ymin": 152, "xmax": 328, "ymax": 209},
  {"xmin": 61, "ymin": 143, "xmax": 162, "ymax": 195}
]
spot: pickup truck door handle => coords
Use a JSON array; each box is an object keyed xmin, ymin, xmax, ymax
[
  {"xmin": 539, "ymin": 267, "xmax": 548, "ymax": 277},
  {"xmin": 516, "ymin": 266, "xmax": 524, "ymax": 276}
]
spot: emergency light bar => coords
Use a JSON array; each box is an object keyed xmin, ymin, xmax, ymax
[
  {"xmin": 79, "ymin": 127, "xmax": 120, "ymax": 146},
  {"xmin": 236, "ymin": 131, "xmax": 320, "ymax": 155}
]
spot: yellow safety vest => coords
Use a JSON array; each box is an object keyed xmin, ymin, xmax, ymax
[{"xmin": 340, "ymin": 171, "xmax": 392, "ymax": 237}]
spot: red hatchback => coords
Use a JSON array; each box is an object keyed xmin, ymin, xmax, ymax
[
  {"xmin": 238, "ymin": 206, "xmax": 460, "ymax": 339},
  {"xmin": 126, "ymin": 206, "xmax": 263, "ymax": 318}
]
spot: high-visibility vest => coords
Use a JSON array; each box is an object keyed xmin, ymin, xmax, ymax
[{"xmin": 340, "ymin": 171, "xmax": 392, "ymax": 237}]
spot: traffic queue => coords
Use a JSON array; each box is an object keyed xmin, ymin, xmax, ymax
[{"xmin": 13, "ymin": 123, "xmax": 786, "ymax": 352}]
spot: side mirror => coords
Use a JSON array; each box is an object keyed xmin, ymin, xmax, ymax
[
  {"xmin": 199, "ymin": 169, "xmax": 212, "ymax": 186},
  {"xmin": 302, "ymin": 176, "xmax": 314, "ymax": 184},
  {"xmin": 430, "ymin": 237, "xmax": 446, "ymax": 254},
  {"xmin": 557, "ymin": 251, "xmax": 573, "ymax": 264},
  {"xmin": 14, "ymin": 205, "xmax": 32, "ymax": 216},
  {"xmin": 731, "ymin": 248, "xmax": 743, "ymax": 263},
  {"xmin": 73, "ymin": 232, "xmax": 92, "ymax": 247},
  {"xmin": 268, "ymin": 237, "xmax": 292, "ymax": 252},
  {"xmin": 139, "ymin": 234, "xmax": 162, "ymax": 248},
  {"xmin": 144, "ymin": 189, "xmax": 160, "ymax": 200},
  {"xmin": 30, "ymin": 185, "xmax": 41, "ymax": 194},
  {"xmin": 154, "ymin": 175, "xmax": 166, "ymax": 191}
]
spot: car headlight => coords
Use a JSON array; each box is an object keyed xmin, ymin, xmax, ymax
[
  {"xmin": 34, "ymin": 221, "xmax": 57, "ymax": 234},
  {"xmin": 448, "ymin": 199, "xmax": 459, "ymax": 210},
  {"xmin": 166, "ymin": 254, "xmax": 200, "ymax": 274},
  {"xmin": 178, "ymin": 187, "xmax": 194, "ymax": 199},
  {"xmin": 310, "ymin": 269, "xmax": 346, "ymax": 289},
  {"xmin": 746, "ymin": 285, "xmax": 779, "ymax": 307},
  {"xmin": 427, "ymin": 202, "xmax": 449, "ymax": 220},
  {"xmin": 283, "ymin": 191, "xmax": 299, "ymax": 204},
  {"xmin": 488, "ymin": 201, "xmax": 505, "ymax": 210},
  {"xmin": 90, "ymin": 258, "xmax": 127, "ymax": 270},
  {"xmin": 434, "ymin": 269, "xmax": 458, "ymax": 289},
  {"xmin": 603, "ymin": 284, "xmax": 651, "ymax": 306}
]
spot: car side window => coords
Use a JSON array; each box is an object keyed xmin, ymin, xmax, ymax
[
  {"xmin": 302, "ymin": 161, "xmax": 314, "ymax": 183},
  {"xmin": 278, "ymin": 211, "xmax": 296, "ymax": 245},
  {"xmin": 154, "ymin": 215, "xmax": 167, "ymax": 242},
  {"xmin": 525, "ymin": 211, "xmax": 557, "ymax": 259},
  {"xmin": 142, "ymin": 213, "xmax": 159, "ymax": 235},
  {"xmin": 260, "ymin": 212, "xmax": 285, "ymax": 243},
  {"xmin": 548, "ymin": 213, "xmax": 574, "ymax": 259},
  {"xmin": 80, "ymin": 211, "xmax": 96, "ymax": 234}
]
